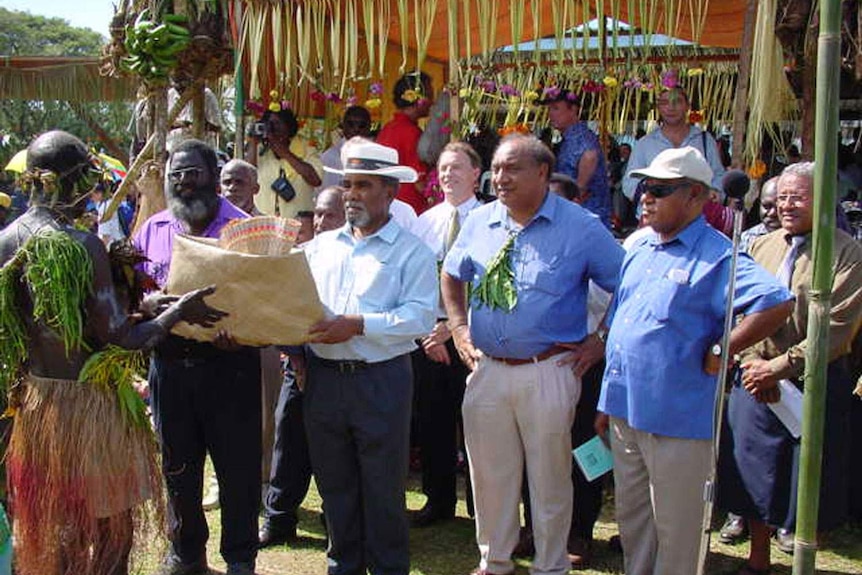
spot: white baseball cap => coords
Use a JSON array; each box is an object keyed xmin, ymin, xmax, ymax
[{"xmin": 630, "ymin": 146, "xmax": 714, "ymax": 188}]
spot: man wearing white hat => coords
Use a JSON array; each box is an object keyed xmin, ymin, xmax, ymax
[
  {"xmin": 292, "ymin": 137, "xmax": 437, "ymax": 575},
  {"xmin": 596, "ymin": 146, "xmax": 793, "ymax": 575}
]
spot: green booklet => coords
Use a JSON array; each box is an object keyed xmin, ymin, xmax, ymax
[{"xmin": 572, "ymin": 435, "xmax": 613, "ymax": 482}]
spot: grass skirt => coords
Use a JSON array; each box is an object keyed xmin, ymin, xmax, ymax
[{"xmin": 7, "ymin": 375, "xmax": 163, "ymax": 575}]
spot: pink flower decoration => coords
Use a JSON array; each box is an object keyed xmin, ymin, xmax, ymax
[
  {"xmin": 661, "ymin": 69, "xmax": 679, "ymax": 89},
  {"xmin": 480, "ymin": 80, "xmax": 497, "ymax": 93},
  {"xmin": 542, "ymin": 86, "xmax": 561, "ymax": 99},
  {"xmin": 369, "ymin": 82, "xmax": 384, "ymax": 96},
  {"xmin": 246, "ymin": 101, "xmax": 266, "ymax": 115},
  {"xmin": 499, "ymin": 84, "xmax": 520, "ymax": 97}
]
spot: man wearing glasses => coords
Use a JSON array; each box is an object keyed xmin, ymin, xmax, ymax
[
  {"xmin": 135, "ymin": 139, "xmax": 262, "ymax": 575},
  {"xmin": 719, "ymin": 161, "xmax": 862, "ymax": 575},
  {"xmin": 596, "ymin": 146, "xmax": 793, "ymax": 575}
]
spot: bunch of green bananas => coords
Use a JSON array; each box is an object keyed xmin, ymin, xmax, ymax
[{"xmin": 120, "ymin": 10, "xmax": 191, "ymax": 82}]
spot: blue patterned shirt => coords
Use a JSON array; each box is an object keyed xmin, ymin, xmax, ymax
[{"xmin": 556, "ymin": 122, "xmax": 612, "ymax": 228}]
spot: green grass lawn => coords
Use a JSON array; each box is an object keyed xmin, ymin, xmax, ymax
[{"xmin": 169, "ymin": 472, "xmax": 862, "ymax": 575}]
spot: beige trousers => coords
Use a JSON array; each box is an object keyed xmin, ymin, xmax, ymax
[
  {"xmin": 463, "ymin": 355, "xmax": 581, "ymax": 575},
  {"xmin": 610, "ymin": 416, "xmax": 712, "ymax": 575}
]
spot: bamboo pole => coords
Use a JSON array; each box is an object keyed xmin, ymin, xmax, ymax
[
  {"xmin": 791, "ymin": 0, "xmax": 840, "ymax": 573},
  {"xmin": 234, "ymin": 0, "xmax": 246, "ymax": 159},
  {"xmin": 730, "ymin": 0, "xmax": 757, "ymax": 168},
  {"xmin": 447, "ymin": 0, "xmax": 460, "ymax": 133}
]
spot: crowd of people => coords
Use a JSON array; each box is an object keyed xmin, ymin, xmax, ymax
[{"xmin": 1, "ymin": 70, "xmax": 862, "ymax": 575}]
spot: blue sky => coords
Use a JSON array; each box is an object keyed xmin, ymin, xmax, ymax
[{"xmin": 2, "ymin": 0, "xmax": 114, "ymax": 39}]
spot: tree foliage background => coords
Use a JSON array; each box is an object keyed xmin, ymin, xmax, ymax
[{"xmin": 0, "ymin": 8, "xmax": 134, "ymax": 177}]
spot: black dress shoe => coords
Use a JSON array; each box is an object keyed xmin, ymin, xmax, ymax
[
  {"xmin": 258, "ymin": 521, "xmax": 297, "ymax": 548},
  {"xmin": 152, "ymin": 554, "xmax": 209, "ymax": 575},
  {"xmin": 409, "ymin": 505, "xmax": 454, "ymax": 528},
  {"xmin": 719, "ymin": 513, "xmax": 749, "ymax": 544}
]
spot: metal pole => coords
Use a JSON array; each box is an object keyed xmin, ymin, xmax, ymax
[
  {"xmin": 696, "ymin": 204, "xmax": 745, "ymax": 575},
  {"xmin": 792, "ymin": 0, "xmax": 840, "ymax": 573}
]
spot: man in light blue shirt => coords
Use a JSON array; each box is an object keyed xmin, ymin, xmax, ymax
[
  {"xmin": 622, "ymin": 87, "xmax": 726, "ymax": 203},
  {"xmin": 597, "ymin": 146, "xmax": 793, "ymax": 575},
  {"xmin": 442, "ymin": 134, "xmax": 623, "ymax": 575},
  {"xmin": 293, "ymin": 138, "xmax": 436, "ymax": 575}
]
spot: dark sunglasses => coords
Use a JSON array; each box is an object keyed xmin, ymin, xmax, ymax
[{"xmin": 637, "ymin": 180, "xmax": 691, "ymax": 198}]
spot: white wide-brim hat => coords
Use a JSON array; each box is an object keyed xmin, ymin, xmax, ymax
[
  {"xmin": 629, "ymin": 146, "xmax": 714, "ymax": 188},
  {"xmin": 324, "ymin": 138, "xmax": 418, "ymax": 183}
]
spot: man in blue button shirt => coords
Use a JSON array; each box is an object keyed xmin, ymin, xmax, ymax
[
  {"xmin": 442, "ymin": 134, "xmax": 623, "ymax": 575},
  {"xmin": 294, "ymin": 138, "xmax": 437, "ymax": 575},
  {"xmin": 596, "ymin": 146, "xmax": 794, "ymax": 575}
]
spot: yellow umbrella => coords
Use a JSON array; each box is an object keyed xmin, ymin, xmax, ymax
[{"xmin": 4, "ymin": 149, "xmax": 27, "ymax": 173}]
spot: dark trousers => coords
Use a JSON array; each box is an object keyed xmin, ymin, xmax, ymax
[
  {"xmin": 523, "ymin": 360, "xmax": 605, "ymax": 541},
  {"xmin": 411, "ymin": 339, "xmax": 470, "ymax": 514},
  {"xmin": 150, "ymin": 345, "xmax": 262, "ymax": 565},
  {"xmin": 264, "ymin": 363, "xmax": 313, "ymax": 528},
  {"xmin": 304, "ymin": 354, "xmax": 413, "ymax": 575}
]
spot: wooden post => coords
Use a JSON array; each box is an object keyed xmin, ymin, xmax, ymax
[{"xmin": 730, "ymin": 0, "xmax": 758, "ymax": 168}]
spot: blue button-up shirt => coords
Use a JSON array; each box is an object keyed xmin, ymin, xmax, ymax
[
  {"xmin": 304, "ymin": 218, "xmax": 437, "ymax": 362},
  {"xmin": 443, "ymin": 193, "xmax": 623, "ymax": 359},
  {"xmin": 557, "ymin": 122, "xmax": 611, "ymax": 228},
  {"xmin": 598, "ymin": 216, "xmax": 793, "ymax": 440}
]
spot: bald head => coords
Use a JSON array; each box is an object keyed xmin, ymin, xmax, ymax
[
  {"xmin": 220, "ymin": 159, "xmax": 259, "ymax": 214},
  {"xmin": 314, "ymin": 186, "xmax": 346, "ymax": 234}
]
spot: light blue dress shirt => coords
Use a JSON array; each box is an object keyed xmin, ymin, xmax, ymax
[
  {"xmin": 622, "ymin": 126, "xmax": 726, "ymax": 200},
  {"xmin": 598, "ymin": 216, "xmax": 793, "ymax": 440},
  {"xmin": 303, "ymin": 218, "xmax": 438, "ymax": 362},
  {"xmin": 443, "ymin": 193, "xmax": 623, "ymax": 359}
]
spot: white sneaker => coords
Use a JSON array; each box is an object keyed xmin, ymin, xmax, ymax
[{"xmin": 202, "ymin": 477, "xmax": 220, "ymax": 511}]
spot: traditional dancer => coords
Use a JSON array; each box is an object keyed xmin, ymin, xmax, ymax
[{"xmin": 0, "ymin": 130, "xmax": 222, "ymax": 575}]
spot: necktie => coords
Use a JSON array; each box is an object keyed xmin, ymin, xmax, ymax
[
  {"xmin": 776, "ymin": 235, "xmax": 805, "ymax": 288},
  {"xmin": 444, "ymin": 207, "xmax": 461, "ymax": 255},
  {"xmin": 440, "ymin": 207, "xmax": 462, "ymax": 311}
]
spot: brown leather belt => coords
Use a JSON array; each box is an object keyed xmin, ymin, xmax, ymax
[{"xmin": 487, "ymin": 344, "xmax": 569, "ymax": 366}]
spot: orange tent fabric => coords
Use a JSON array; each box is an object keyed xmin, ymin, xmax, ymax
[{"xmin": 383, "ymin": 1, "xmax": 747, "ymax": 64}]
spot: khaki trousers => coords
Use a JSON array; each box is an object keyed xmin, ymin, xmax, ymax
[
  {"xmin": 610, "ymin": 417, "xmax": 712, "ymax": 575},
  {"xmin": 463, "ymin": 355, "xmax": 580, "ymax": 575}
]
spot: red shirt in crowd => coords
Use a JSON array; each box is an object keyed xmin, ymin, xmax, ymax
[{"xmin": 377, "ymin": 111, "xmax": 429, "ymax": 215}]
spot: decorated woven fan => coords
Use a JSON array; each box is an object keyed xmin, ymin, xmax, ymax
[{"xmin": 218, "ymin": 216, "xmax": 301, "ymax": 256}]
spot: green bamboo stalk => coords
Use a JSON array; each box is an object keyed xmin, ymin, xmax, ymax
[{"xmin": 791, "ymin": 1, "xmax": 840, "ymax": 574}]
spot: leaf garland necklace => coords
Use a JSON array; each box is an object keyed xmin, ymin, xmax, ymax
[
  {"xmin": 472, "ymin": 230, "xmax": 518, "ymax": 312},
  {"xmin": 0, "ymin": 229, "xmax": 93, "ymax": 394}
]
